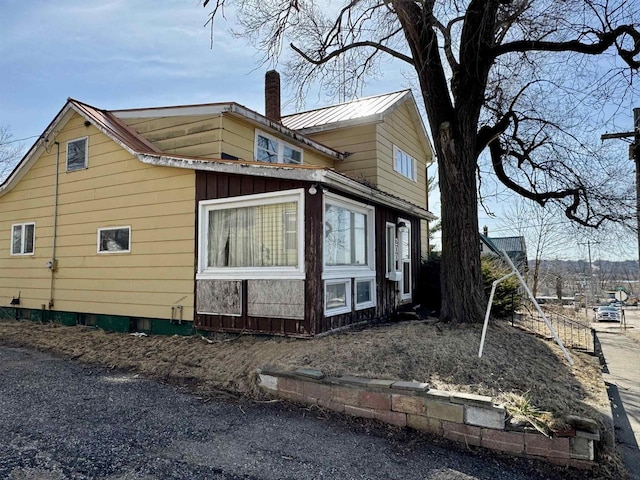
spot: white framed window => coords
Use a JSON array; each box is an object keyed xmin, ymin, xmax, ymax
[
  {"xmin": 198, "ymin": 189, "xmax": 305, "ymax": 279},
  {"xmin": 324, "ymin": 279, "xmax": 351, "ymax": 316},
  {"xmin": 323, "ymin": 193, "xmax": 375, "ymax": 279},
  {"xmin": 393, "ymin": 145, "xmax": 417, "ymax": 181},
  {"xmin": 355, "ymin": 278, "xmax": 376, "ymax": 310},
  {"xmin": 255, "ymin": 130, "xmax": 302, "ymax": 165},
  {"xmin": 67, "ymin": 137, "xmax": 88, "ymax": 172},
  {"xmin": 11, "ymin": 222, "xmax": 35, "ymax": 255},
  {"xmin": 98, "ymin": 226, "xmax": 131, "ymax": 253}
]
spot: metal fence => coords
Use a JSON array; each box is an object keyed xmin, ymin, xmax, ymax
[{"xmin": 512, "ymin": 304, "xmax": 595, "ymax": 354}]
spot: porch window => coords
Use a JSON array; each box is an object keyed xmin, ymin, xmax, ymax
[
  {"xmin": 67, "ymin": 137, "xmax": 88, "ymax": 171},
  {"xmin": 255, "ymin": 130, "xmax": 302, "ymax": 165},
  {"xmin": 11, "ymin": 222, "xmax": 35, "ymax": 255},
  {"xmin": 98, "ymin": 226, "xmax": 131, "ymax": 253},
  {"xmin": 198, "ymin": 189, "xmax": 305, "ymax": 279}
]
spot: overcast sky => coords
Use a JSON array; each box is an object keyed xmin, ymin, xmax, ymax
[{"xmin": 0, "ymin": 0, "xmax": 637, "ymax": 263}]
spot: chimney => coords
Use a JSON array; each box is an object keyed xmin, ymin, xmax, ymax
[
  {"xmin": 483, "ymin": 225, "xmax": 488, "ymax": 236},
  {"xmin": 265, "ymin": 70, "xmax": 281, "ymax": 123}
]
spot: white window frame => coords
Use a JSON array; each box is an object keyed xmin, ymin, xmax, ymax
[
  {"xmin": 254, "ymin": 130, "xmax": 303, "ymax": 165},
  {"xmin": 66, "ymin": 137, "xmax": 88, "ymax": 172},
  {"xmin": 197, "ymin": 189, "xmax": 305, "ymax": 280},
  {"xmin": 322, "ymin": 192, "xmax": 376, "ymax": 280},
  {"xmin": 355, "ymin": 277, "xmax": 376, "ymax": 310},
  {"xmin": 393, "ymin": 145, "xmax": 417, "ymax": 181},
  {"xmin": 324, "ymin": 278, "xmax": 351, "ymax": 316},
  {"xmin": 10, "ymin": 222, "xmax": 35, "ymax": 256},
  {"xmin": 97, "ymin": 226, "xmax": 131, "ymax": 254}
]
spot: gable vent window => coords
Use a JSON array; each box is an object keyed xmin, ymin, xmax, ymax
[
  {"xmin": 67, "ymin": 137, "xmax": 88, "ymax": 172},
  {"xmin": 255, "ymin": 130, "xmax": 302, "ymax": 165},
  {"xmin": 393, "ymin": 145, "xmax": 417, "ymax": 181}
]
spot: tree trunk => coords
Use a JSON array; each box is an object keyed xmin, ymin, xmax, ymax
[{"xmin": 437, "ymin": 121, "xmax": 485, "ymax": 323}]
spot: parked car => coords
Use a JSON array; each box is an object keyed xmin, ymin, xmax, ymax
[{"xmin": 594, "ymin": 306, "xmax": 621, "ymax": 322}]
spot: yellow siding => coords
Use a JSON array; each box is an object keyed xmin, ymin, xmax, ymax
[{"xmin": 0, "ymin": 113, "xmax": 196, "ymax": 321}]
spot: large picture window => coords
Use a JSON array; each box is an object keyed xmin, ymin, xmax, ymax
[
  {"xmin": 67, "ymin": 137, "xmax": 88, "ymax": 171},
  {"xmin": 11, "ymin": 223, "xmax": 35, "ymax": 255},
  {"xmin": 255, "ymin": 130, "xmax": 302, "ymax": 165},
  {"xmin": 198, "ymin": 190, "xmax": 305, "ymax": 279}
]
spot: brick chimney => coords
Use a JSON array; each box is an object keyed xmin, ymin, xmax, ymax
[{"xmin": 265, "ymin": 70, "xmax": 281, "ymax": 123}]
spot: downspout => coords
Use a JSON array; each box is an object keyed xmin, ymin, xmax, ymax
[{"xmin": 48, "ymin": 141, "xmax": 60, "ymax": 309}]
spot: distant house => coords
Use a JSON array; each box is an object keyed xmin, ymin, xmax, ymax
[
  {"xmin": 480, "ymin": 227, "xmax": 528, "ymax": 273},
  {"xmin": 0, "ymin": 71, "xmax": 435, "ymax": 337}
]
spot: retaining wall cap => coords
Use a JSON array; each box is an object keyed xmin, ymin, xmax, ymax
[
  {"xmin": 338, "ymin": 375, "xmax": 373, "ymax": 386},
  {"xmin": 450, "ymin": 392, "xmax": 494, "ymax": 406},
  {"xmin": 295, "ymin": 368, "xmax": 325, "ymax": 379},
  {"xmin": 424, "ymin": 389, "xmax": 450, "ymax": 400},
  {"xmin": 391, "ymin": 381, "xmax": 429, "ymax": 392},
  {"xmin": 575, "ymin": 429, "xmax": 600, "ymax": 441},
  {"xmin": 563, "ymin": 415, "xmax": 599, "ymax": 434},
  {"xmin": 368, "ymin": 379, "xmax": 395, "ymax": 388}
]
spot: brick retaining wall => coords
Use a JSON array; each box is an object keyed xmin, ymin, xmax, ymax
[{"xmin": 257, "ymin": 367, "xmax": 598, "ymax": 470}]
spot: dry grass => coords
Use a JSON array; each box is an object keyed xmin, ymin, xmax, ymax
[{"xmin": 0, "ymin": 317, "xmax": 607, "ymax": 427}]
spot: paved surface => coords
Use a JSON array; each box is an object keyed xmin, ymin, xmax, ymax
[
  {"xmin": 0, "ymin": 346, "xmax": 576, "ymax": 480},
  {"xmin": 593, "ymin": 308, "xmax": 640, "ymax": 480}
]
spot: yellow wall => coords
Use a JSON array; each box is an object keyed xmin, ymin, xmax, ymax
[{"xmin": 0, "ymin": 113, "xmax": 196, "ymax": 320}]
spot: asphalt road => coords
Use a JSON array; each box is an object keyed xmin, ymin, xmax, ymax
[{"xmin": 0, "ymin": 346, "xmax": 577, "ymax": 480}]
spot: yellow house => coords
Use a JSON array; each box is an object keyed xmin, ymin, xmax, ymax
[{"xmin": 0, "ymin": 72, "xmax": 435, "ymax": 336}]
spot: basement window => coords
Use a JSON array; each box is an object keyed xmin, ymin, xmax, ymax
[
  {"xmin": 67, "ymin": 137, "xmax": 88, "ymax": 171},
  {"xmin": 11, "ymin": 222, "xmax": 35, "ymax": 255}
]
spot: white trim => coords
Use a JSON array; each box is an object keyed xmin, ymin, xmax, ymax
[
  {"xmin": 254, "ymin": 129, "xmax": 303, "ymax": 165},
  {"xmin": 66, "ymin": 137, "xmax": 88, "ymax": 172},
  {"xmin": 197, "ymin": 189, "xmax": 305, "ymax": 279},
  {"xmin": 355, "ymin": 277, "xmax": 376, "ymax": 310},
  {"xmin": 97, "ymin": 226, "xmax": 131, "ymax": 254},
  {"xmin": 398, "ymin": 217, "xmax": 412, "ymax": 301},
  {"xmin": 10, "ymin": 222, "xmax": 35, "ymax": 256},
  {"xmin": 385, "ymin": 222, "xmax": 397, "ymax": 278},
  {"xmin": 324, "ymin": 278, "xmax": 351, "ymax": 316}
]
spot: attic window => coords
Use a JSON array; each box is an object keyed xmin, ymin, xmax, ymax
[
  {"xmin": 67, "ymin": 137, "xmax": 88, "ymax": 171},
  {"xmin": 255, "ymin": 130, "xmax": 302, "ymax": 165}
]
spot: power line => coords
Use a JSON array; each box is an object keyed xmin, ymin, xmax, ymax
[{"xmin": 0, "ymin": 134, "xmax": 39, "ymax": 146}]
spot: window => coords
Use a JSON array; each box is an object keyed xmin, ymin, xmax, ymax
[
  {"xmin": 393, "ymin": 145, "xmax": 417, "ymax": 181},
  {"xmin": 67, "ymin": 137, "xmax": 88, "ymax": 171},
  {"xmin": 398, "ymin": 219, "xmax": 412, "ymax": 301},
  {"xmin": 11, "ymin": 223, "xmax": 35, "ymax": 255},
  {"xmin": 198, "ymin": 189, "xmax": 305, "ymax": 279},
  {"xmin": 255, "ymin": 130, "xmax": 302, "ymax": 165},
  {"xmin": 324, "ymin": 195, "xmax": 374, "ymax": 271},
  {"xmin": 355, "ymin": 278, "xmax": 376, "ymax": 310},
  {"xmin": 98, "ymin": 227, "xmax": 131, "ymax": 253},
  {"xmin": 324, "ymin": 279, "xmax": 351, "ymax": 316}
]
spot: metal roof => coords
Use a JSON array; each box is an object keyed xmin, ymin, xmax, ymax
[
  {"xmin": 281, "ymin": 90, "xmax": 411, "ymax": 131},
  {"xmin": 488, "ymin": 236, "xmax": 526, "ymax": 253}
]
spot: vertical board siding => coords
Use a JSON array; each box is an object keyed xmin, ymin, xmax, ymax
[
  {"xmin": 194, "ymin": 172, "xmax": 421, "ymax": 336},
  {"xmin": 0, "ymin": 113, "xmax": 196, "ymax": 321}
]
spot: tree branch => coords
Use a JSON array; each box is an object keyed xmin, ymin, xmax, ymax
[{"xmin": 290, "ymin": 40, "xmax": 414, "ymax": 66}]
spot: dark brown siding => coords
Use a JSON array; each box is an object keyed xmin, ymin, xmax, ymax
[{"xmin": 194, "ymin": 172, "xmax": 421, "ymax": 336}]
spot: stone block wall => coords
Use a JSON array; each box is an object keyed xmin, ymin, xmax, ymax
[{"xmin": 257, "ymin": 368, "xmax": 598, "ymax": 470}]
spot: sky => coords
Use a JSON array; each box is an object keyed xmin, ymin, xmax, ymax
[{"xmin": 0, "ymin": 0, "xmax": 638, "ymax": 263}]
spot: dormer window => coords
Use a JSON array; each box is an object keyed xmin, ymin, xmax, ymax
[
  {"xmin": 255, "ymin": 130, "xmax": 302, "ymax": 165},
  {"xmin": 67, "ymin": 137, "xmax": 88, "ymax": 171}
]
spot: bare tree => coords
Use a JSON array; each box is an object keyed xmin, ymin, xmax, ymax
[
  {"xmin": 203, "ymin": 0, "xmax": 640, "ymax": 323},
  {"xmin": 0, "ymin": 126, "xmax": 22, "ymax": 182}
]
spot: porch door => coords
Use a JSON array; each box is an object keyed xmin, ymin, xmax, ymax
[{"xmin": 399, "ymin": 218, "xmax": 412, "ymax": 301}]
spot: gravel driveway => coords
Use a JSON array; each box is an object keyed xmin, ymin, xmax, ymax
[{"xmin": 0, "ymin": 346, "xmax": 576, "ymax": 480}]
